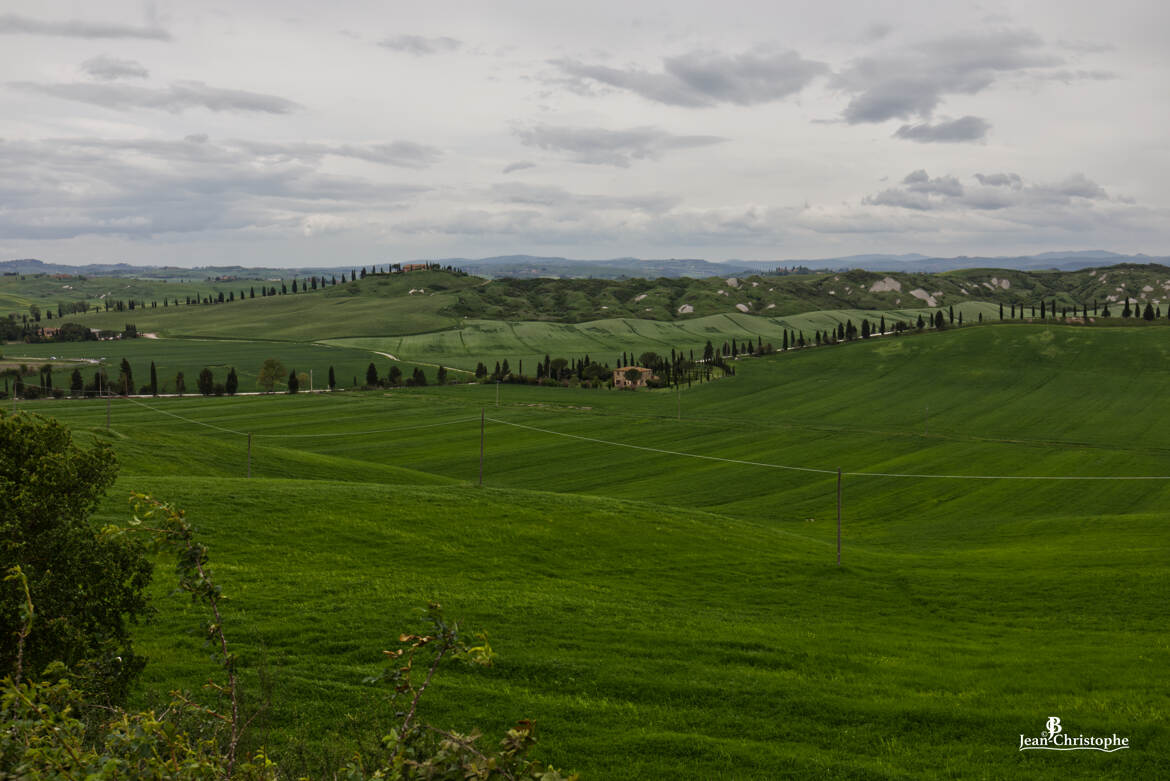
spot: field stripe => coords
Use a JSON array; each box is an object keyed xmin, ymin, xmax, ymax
[{"xmin": 487, "ymin": 416, "xmax": 1170, "ymax": 481}]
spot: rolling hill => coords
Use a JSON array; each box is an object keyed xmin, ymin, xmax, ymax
[{"xmin": 16, "ymin": 322, "xmax": 1169, "ymax": 778}]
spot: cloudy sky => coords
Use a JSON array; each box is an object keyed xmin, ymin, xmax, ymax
[{"xmin": 1, "ymin": 0, "xmax": 1167, "ymax": 266}]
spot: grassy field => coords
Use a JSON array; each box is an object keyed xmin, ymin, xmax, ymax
[
  {"xmin": 17, "ymin": 322, "xmax": 1169, "ymax": 778},
  {"xmin": 16, "ymin": 265, "xmax": 1170, "ymax": 338},
  {"xmin": 328, "ymin": 304, "xmax": 998, "ymax": 371},
  {"xmin": 3, "ymin": 336, "xmax": 458, "ymax": 394},
  {"xmin": 0, "ymin": 272, "xmax": 274, "ymax": 314}
]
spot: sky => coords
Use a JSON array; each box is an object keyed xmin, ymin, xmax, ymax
[{"xmin": 1, "ymin": 0, "xmax": 1167, "ymax": 267}]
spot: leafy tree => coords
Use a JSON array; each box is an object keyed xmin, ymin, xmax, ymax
[
  {"xmin": 638, "ymin": 351, "xmax": 660, "ymax": 367},
  {"xmin": 328, "ymin": 365, "xmax": 336, "ymax": 390},
  {"xmin": 624, "ymin": 368, "xmax": 643, "ymax": 385},
  {"xmin": 225, "ymin": 367, "xmax": 239, "ymax": 396},
  {"xmin": 366, "ymin": 362, "xmax": 379, "ymax": 387},
  {"xmin": 287, "ymin": 369, "xmax": 299, "ymax": 394},
  {"xmin": 257, "ymin": 358, "xmax": 285, "ymax": 393},
  {"xmin": 197, "ymin": 368, "xmax": 215, "ymax": 396},
  {"xmin": 56, "ymin": 322, "xmax": 95, "ymax": 342},
  {"xmin": 0, "ymin": 414, "xmax": 151, "ymax": 704}
]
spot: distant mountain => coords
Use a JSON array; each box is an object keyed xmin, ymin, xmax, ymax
[{"xmin": 4, "ymin": 251, "xmax": 1169, "ymax": 281}]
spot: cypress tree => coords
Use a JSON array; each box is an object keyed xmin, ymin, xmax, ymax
[
  {"xmin": 287, "ymin": 369, "xmax": 299, "ymax": 393},
  {"xmin": 118, "ymin": 358, "xmax": 133, "ymax": 396},
  {"xmin": 149, "ymin": 361, "xmax": 158, "ymax": 396},
  {"xmin": 225, "ymin": 367, "xmax": 239, "ymax": 395},
  {"xmin": 328, "ymin": 365, "xmax": 336, "ymax": 390},
  {"xmin": 366, "ymin": 362, "xmax": 379, "ymax": 387}
]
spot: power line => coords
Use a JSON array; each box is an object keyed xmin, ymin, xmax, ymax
[
  {"xmin": 253, "ymin": 417, "xmax": 479, "ymax": 438},
  {"xmin": 120, "ymin": 395, "xmax": 247, "ymax": 435},
  {"xmin": 485, "ymin": 416, "xmax": 1170, "ymax": 481}
]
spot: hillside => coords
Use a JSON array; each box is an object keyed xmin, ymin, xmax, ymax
[
  {"xmin": 19, "ymin": 323, "xmax": 1167, "ymax": 778},
  {"xmin": 14, "ymin": 265, "xmax": 1169, "ymax": 345}
]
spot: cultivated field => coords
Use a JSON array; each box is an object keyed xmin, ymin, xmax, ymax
[{"xmin": 19, "ymin": 323, "xmax": 1169, "ymax": 779}]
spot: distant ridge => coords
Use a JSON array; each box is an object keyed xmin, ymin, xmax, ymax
[{"xmin": 2, "ymin": 251, "xmax": 1167, "ymax": 281}]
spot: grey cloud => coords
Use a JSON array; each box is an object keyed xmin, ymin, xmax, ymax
[
  {"xmin": 1034, "ymin": 69, "xmax": 1117, "ymax": 83},
  {"xmin": 80, "ymin": 55, "xmax": 149, "ymax": 81},
  {"xmin": 515, "ymin": 124, "xmax": 724, "ymax": 167},
  {"xmin": 378, "ymin": 35, "xmax": 461, "ymax": 55},
  {"xmin": 395, "ymin": 204, "xmax": 788, "ymax": 247},
  {"xmin": 555, "ymin": 46, "xmax": 828, "ymax": 107},
  {"xmin": 1054, "ymin": 173, "xmax": 1107, "ymax": 199},
  {"xmin": 835, "ymin": 29, "xmax": 1063, "ymax": 124},
  {"xmin": 974, "ymin": 172, "xmax": 1022, "ymax": 188},
  {"xmin": 0, "ymin": 13, "xmax": 171, "ymax": 40},
  {"xmin": 235, "ymin": 140, "xmax": 441, "ymax": 168},
  {"xmin": 865, "ymin": 188, "xmax": 933, "ymax": 210},
  {"xmin": 865, "ymin": 170, "xmax": 1114, "ymax": 213},
  {"xmin": 0, "ymin": 136, "xmax": 427, "ymax": 240},
  {"xmin": 9, "ymin": 80, "xmax": 301, "ymax": 114},
  {"xmin": 902, "ymin": 170, "xmax": 964, "ymax": 196},
  {"xmin": 488, "ymin": 182, "xmax": 678, "ymax": 213},
  {"xmin": 1057, "ymin": 40, "xmax": 1115, "ymax": 54},
  {"xmin": 893, "ymin": 115, "xmax": 991, "ymax": 143},
  {"xmin": 861, "ymin": 23, "xmax": 893, "ymax": 42},
  {"xmin": 502, "ymin": 160, "xmax": 536, "ymax": 174}
]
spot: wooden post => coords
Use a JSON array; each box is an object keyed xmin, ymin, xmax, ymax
[
  {"xmin": 836, "ymin": 468, "xmax": 842, "ymax": 567},
  {"xmin": 106, "ymin": 391, "xmax": 111, "ymax": 431},
  {"xmin": 479, "ymin": 410, "xmax": 485, "ymax": 487},
  {"xmin": 676, "ymin": 381, "xmax": 681, "ymax": 420},
  {"xmin": 247, "ymin": 432, "xmax": 253, "ymax": 478},
  {"xmin": 495, "ymin": 381, "xmax": 500, "ymax": 407}
]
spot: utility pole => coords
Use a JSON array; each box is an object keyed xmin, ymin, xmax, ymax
[
  {"xmin": 836, "ymin": 468, "xmax": 842, "ymax": 567},
  {"xmin": 309, "ymin": 369, "xmax": 313, "ymax": 393},
  {"xmin": 495, "ymin": 381, "xmax": 500, "ymax": 407},
  {"xmin": 479, "ymin": 410, "xmax": 485, "ymax": 487},
  {"xmin": 247, "ymin": 432, "xmax": 253, "ymax": 478},
  {"xmin": 676, "ymin": 381, "xmax": 681, "ymax": 420},
  {"xmin": 106, "ymin": 391, "xmax": 111, "ymax": 431}
]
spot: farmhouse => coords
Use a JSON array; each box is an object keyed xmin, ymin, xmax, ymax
[{"xmin": 613, "ymin": 365, "xmax": 655, "ymax": 389}]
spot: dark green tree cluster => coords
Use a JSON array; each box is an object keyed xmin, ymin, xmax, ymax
[{"xmin": 0, "ymin": 413, "xmax": 152, "ymax": 705}]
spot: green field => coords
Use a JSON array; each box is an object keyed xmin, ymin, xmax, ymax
[
  {"xmin": 3, "ymin": 336, "xmax": 457, "ymax": 394},
  {"xmin": 16, "ymin": 322, "xmax": 1169, "ymax": 778}
]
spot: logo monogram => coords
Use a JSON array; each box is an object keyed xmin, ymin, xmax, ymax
[{"xmin": 1045, "ymin": 716, "xmax": 1062, "ymax": 736}]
